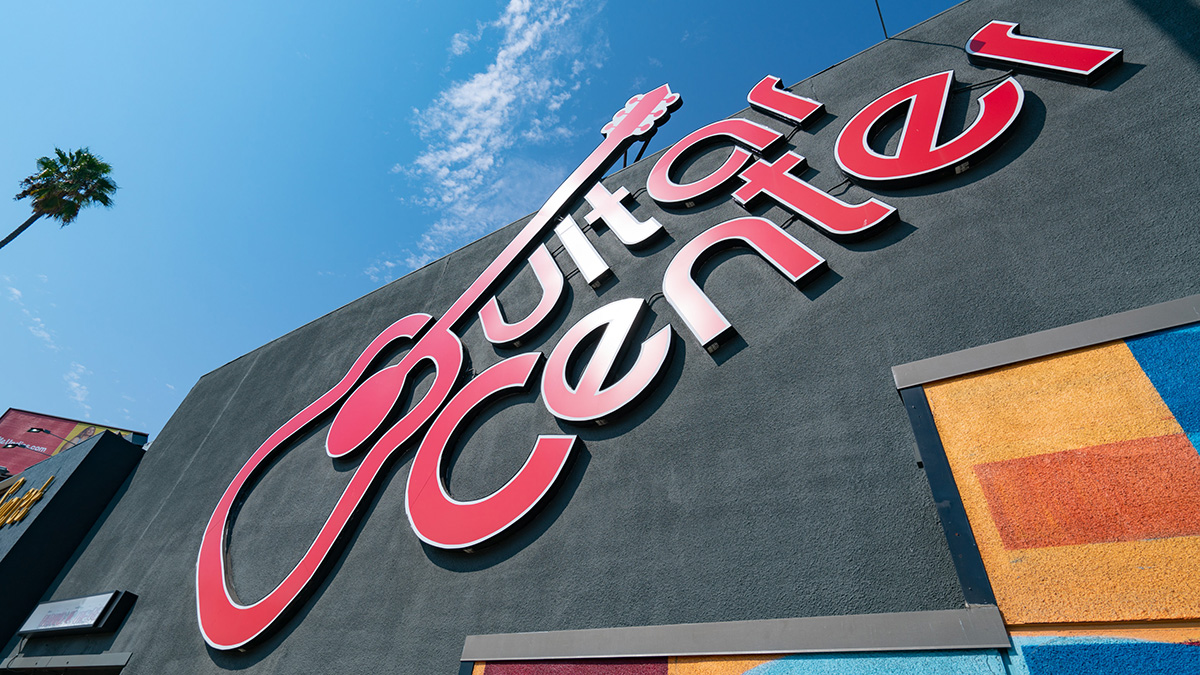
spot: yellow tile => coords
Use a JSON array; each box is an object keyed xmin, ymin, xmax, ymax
[
  {"xmin": 669, "ymin": 655, "xmax": 776, "ymax": 675},
  {"xmin": 926, "ymin": 342, "xmax": 1180, "ymax": 464},
  {"xmin": 983, "ymin": 535, "xmax": 1200, "ymax": 623}
]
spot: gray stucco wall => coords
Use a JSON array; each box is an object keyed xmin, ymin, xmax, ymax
[{"xmin": 8, "ymin": 0, "xmax": 1199, "ymax": 672}]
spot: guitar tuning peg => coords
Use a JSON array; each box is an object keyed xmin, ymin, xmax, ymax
[{"xmin": 600, "ymin": 86, "xmax": 682, "ymax": 139}]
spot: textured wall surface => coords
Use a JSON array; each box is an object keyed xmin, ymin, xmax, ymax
[{"xmin": 6, "ymin": 0, "xmax": 1200, "ymax": 672}]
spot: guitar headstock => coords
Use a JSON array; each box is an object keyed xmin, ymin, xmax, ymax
[{"xmin": 601, "ymin": 84, "xmax": 682, "ymax": 142}]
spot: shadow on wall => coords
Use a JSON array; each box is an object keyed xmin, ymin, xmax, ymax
[{"xmin": 1129, "ymin": 0, "xmax": 1200, "ymax": 68}]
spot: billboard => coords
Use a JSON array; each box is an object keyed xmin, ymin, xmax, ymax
[{"xmin": 0, "ymin": 408, "xmax": 147, "ymax": 476}]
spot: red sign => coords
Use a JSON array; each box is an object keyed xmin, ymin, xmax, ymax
[
  {"xmin": 197, "ymin": 22, "xmax": 1125, "ymax": 649},
  {"xmin": 197, "ymin": 86, "xmax": 684, "ymax": 649},
  {"xmin": 967, "ymin": 21, "xmax": 1123, "ymax": 85}
]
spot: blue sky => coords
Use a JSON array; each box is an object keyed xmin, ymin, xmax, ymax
[{"xmin": 0, "ymin": 0, "xmax": 958, "ymax": 437}]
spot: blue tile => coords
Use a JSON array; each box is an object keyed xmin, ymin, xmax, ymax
[
  {"xmin": 1020, "ymin": 639, "xmax": 1200, "ymax": 675},
  {"xmin": 744, "ymin": 650, "xmax": 1009, "ymax": 674},
  {"xmin": 1127, "ymin": 323, "xmax": 1200, "ymax": 435}
]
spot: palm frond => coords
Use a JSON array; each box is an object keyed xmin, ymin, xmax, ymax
[{"xmin": 13, "ymin": 147, "xmax": 118, "ymax": 225}]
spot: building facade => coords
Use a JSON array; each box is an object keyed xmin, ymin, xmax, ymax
[{"xmin": 3, "ymin": 0, "xmax": 1198, "ymax": 672}]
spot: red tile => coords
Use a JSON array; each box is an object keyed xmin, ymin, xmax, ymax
[{"xmin": 975, "ymin": 434, "xmax": 1200, "ymax": 549}]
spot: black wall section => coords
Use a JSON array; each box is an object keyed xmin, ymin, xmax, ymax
[
  {"xmin": 899, "ymin": 387, "xmax": 995, "ymax": 606},
  {"xmin": 8, "ymin": 0, "xmax": 1200, "ymax": 672},
  {"xmin": 0, "ymin": 433, "xmax": 144, "ymax": 645}
]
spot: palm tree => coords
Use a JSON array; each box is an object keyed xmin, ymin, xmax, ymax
[{"xmin": 1, "ymin": 148, "xmax": 118, "ymax": 251}]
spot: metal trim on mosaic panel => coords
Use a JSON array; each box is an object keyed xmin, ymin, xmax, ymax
[
  {"xmin": 891, "ymin": 294, "xmax": 1200, "ymax": 389},
  {"xmin": 0, "ymin": 652, "xmax": 132, "ymax": 670},
  {"xmin": 460, "ymin": 605, "xmax": 1008, "ymax": 662},
  {"xmin": 899, "ymin": 386, "xmax": 998, "ymax": 606}
]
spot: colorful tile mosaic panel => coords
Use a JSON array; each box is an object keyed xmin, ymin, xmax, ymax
[{"xmin": 924, "ymin": 323, "xmax": 1200, "ymax": 624}]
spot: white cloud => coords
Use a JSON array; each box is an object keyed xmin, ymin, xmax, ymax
[
  {"xmin": 7, "ymin": 284, "xmax": 58, "ymax": 350},
  {"xmin": 449, "ymin": 32, "xmax": 472, "ymax": 56},
  {"xmin": 375, "ymin": 0, "xmax": 607, "ymax": 280},
  {"xmin": 65, "ymin": 362, "xmax": 92, "ymax": 414},
  {"xmin": 447, "ymin": 19, "xmax": 490, "ymax": 58},
  {"xmin": 25, "ymin": 313, "xmax": 56, "ymax": 348},
  {"xmin": 368, "ymin": 158, "xmax": 572, "ymax": 283},
  {"xmin": 364, "ymin": 257, "xmax": 404, "ymax": 283}
]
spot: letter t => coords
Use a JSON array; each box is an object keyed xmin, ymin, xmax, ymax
[{"xmin": 584, "ymin": 183, "xmax": 665, "ymax": 248}]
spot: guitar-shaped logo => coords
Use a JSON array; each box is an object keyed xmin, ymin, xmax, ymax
[{"xmin": 196, "ymin": 85, "xmax": 682, "ymax": 650}]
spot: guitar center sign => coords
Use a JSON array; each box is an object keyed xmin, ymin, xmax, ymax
[{"xmin": 196, "ymin": 21, "xmax": 1124, "ymax": 650}]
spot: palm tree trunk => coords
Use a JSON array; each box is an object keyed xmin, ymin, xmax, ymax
[{"xmin": 0, "ymin": 212, "xmax": 42, "ymax": 251}]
